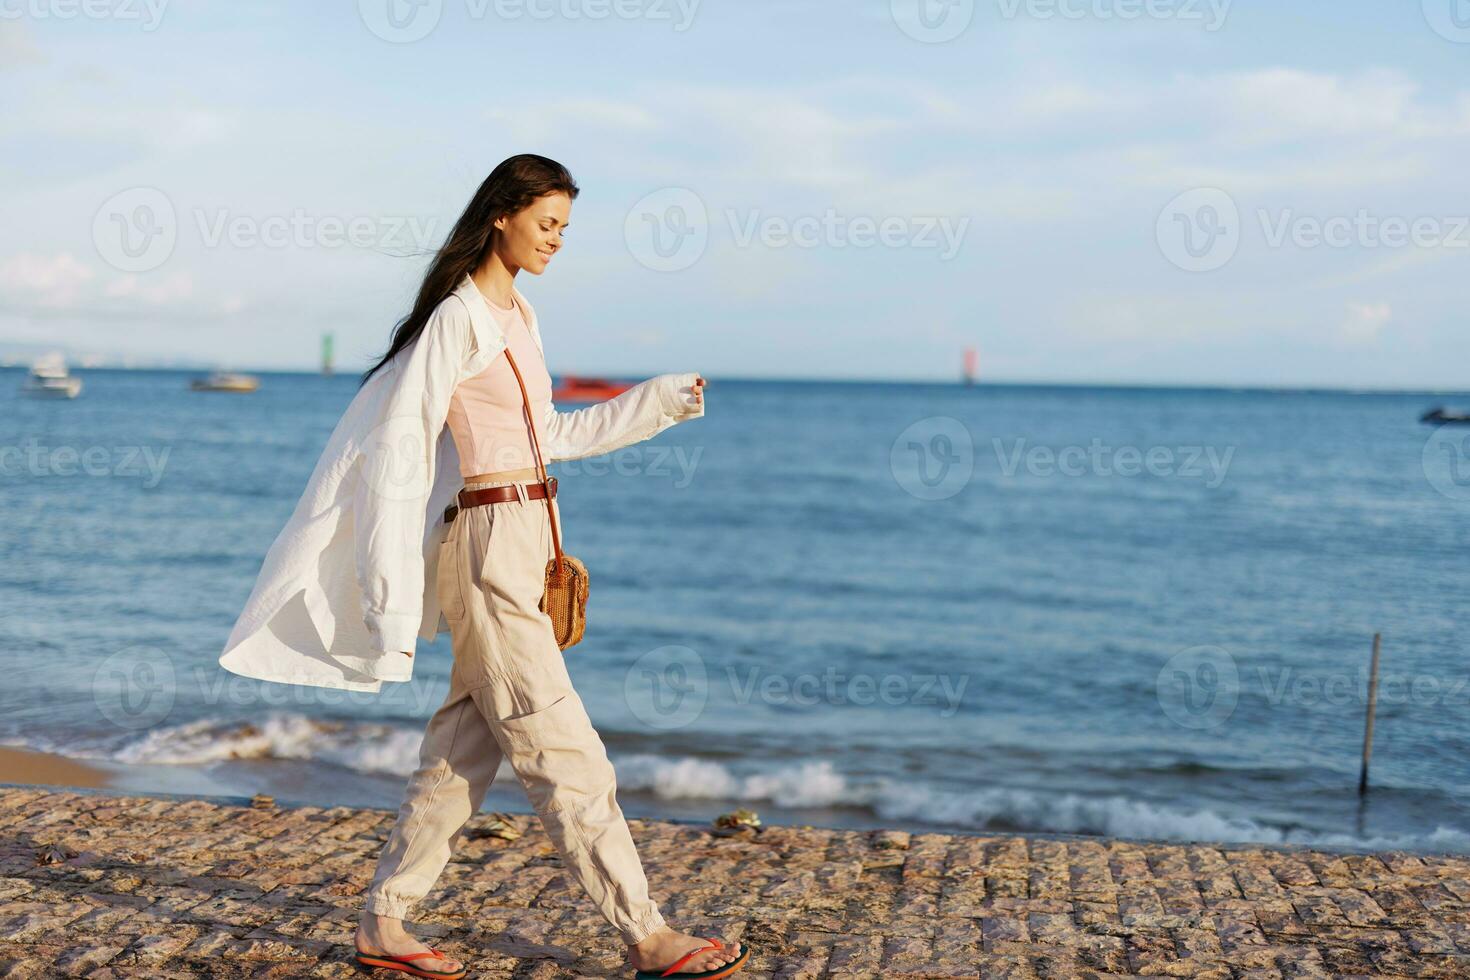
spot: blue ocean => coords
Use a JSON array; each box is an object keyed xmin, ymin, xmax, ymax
[{"xmin": 3, "ymin": 367, "xmax": 1468, "ymax": 855}]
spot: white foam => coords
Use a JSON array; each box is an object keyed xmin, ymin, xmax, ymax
[
  {"xmin": 35, "ymin": 722, "xmax": 1470, "ymax": 855},
  {"xmin": 613, "ymin": 753, "xmax": 1470, "ymax": 854},
  {"xmin": 109, "ymin": 712, "xmax": 427, "ymax": 777}
]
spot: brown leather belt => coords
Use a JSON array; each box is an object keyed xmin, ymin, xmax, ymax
[{"xmin": 443, "ymin": 477, "xmax": 556, "ymax": 525}]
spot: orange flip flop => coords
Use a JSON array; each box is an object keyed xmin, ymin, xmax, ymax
[
  {"xmin": 633, "ymin": 936, "xmax": 751, "ymax": 979},
  {"xmin": 354, "ymin": 941, "xmax": 468, "ymax": 979}
]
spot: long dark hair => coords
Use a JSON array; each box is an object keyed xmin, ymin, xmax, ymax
[{"xmin": 359, "ymin": 154, "xmax": 580, "ymax": 388}]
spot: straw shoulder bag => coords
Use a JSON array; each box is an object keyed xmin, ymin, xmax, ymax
[{"xmin": 502, "ymin": 347, "xmax": 588, "ymax": 651}]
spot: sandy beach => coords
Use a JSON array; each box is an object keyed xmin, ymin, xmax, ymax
[
  {"xmin": 0, "ymin": 783, "xmax": 1466, "ymax": 977},
  {"xmin": 0, "ymin": 746, "xmax": 112, "ymax": 791}
]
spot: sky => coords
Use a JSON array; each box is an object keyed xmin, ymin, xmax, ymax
[{"xmin": 2, "ymin": 0, "xmax": 1468, "ymax": 387}]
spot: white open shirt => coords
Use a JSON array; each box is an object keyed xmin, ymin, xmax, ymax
[{"xmin": 218, "ymin": 273, "xmax": 705, "ymax": 692}]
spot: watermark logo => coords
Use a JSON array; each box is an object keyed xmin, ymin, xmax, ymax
[
  {"xmin": 1157, "ymin": 187, "xmax": 1239, "ymax": 272},
  {"xmin": 359, "ymin": 410, "xmax": 435, "ymax": 504},
  {"xmin": 625, "ymin": 187, "xmax": 708, "ymax": 272},
  {"xmin": 93, "ymin": 187, "xmax": 441, "ymax": 273},
  {"xmin": 1156, "ymin": 644, "xmax": 1239, "ymax": 730},
  {"xmin": 625, "ymin": 645, "xmax": 708, "ymax": 730},
  {"xmin": 623, "ymin": 191, "xmax": 969, "ymax": 271},
  {"xmin": 1423, "ymin": 0, "xmax": 1470, "ymax": 42},
  {"xmin": 93, "ymin": 187, "xmax": 177, "ymax": 273},
  {"xmin": 891, "ymin": 416, "xmax": 975, "ymax": 500},
  {"xmin": 1160, "ymin": 190, "xmax": 1470, "ymax": 272},
  {"xmin": 359, "ymin": 0, "xmax": 443, "ymax": 42},
  {"xmin": 1422, "ymin": 423, "xmax": 1470, "ymax": 502},
  {"xmin": 94, "ymin": 646, "xmax": 176, "ymax": 731},
  {"xmin": 622, "ymin": 646, "xmax": 969, "ymax": 729},
  {"xmin": 891, "ymin": 0, "xmax": 975, "ymax": 43}
]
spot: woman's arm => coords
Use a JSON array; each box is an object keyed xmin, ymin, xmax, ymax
[
  {"xmin": 352, "ymin": 298, "xmax": 472, "ymax": 658},
  {"xmin": 542, "ymin": 372, "xmax": 705, "ymax": 462}
]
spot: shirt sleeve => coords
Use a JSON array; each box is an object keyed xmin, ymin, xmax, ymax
[
  {"xmin": 353, "ymin": 296, "xmax": 471, "ymax": 655},
  {"xmin": 541, "ymin": 372, "xmax": 705, "ymax": 463}
]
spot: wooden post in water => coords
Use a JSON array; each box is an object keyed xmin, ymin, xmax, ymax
[{"xmin": 1358, "ymin": 632, "xmax": 1382, "ymax": 796}]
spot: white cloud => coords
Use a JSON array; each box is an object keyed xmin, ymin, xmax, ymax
[
  {"xmin": 0, "ymin": 22, "xmax": 41, "ymax": 69},
  {"xmin": 0, "ymin": 252, "xmax": 244, "ymax": 319},
  {"xmin": 0, "ymin": 252, "xmax": 94, "ymax": 308},
  {"xmin": 1341, "ymin": 301, "xmax": 1392, "ymax": 345},
  {"xmin": 1210, "ymin": 69, "xmax": 1429, "ymax": 142},
  {"xmin": 104, "ymin": 272, "xmax": 196, "ymax": 305}
]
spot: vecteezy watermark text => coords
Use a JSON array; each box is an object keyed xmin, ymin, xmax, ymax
[
  {"xmin": 623, "ymin": 188, "xmax": 971, "ymax": 272},
  {"xmin": 1155, "ymin": 644, "xmax": 1469, "ymax": 731},
  {"xmin": 1157, "ymin": 188, "xmax": 1470, "ymax": 273},
  {"xmin": 725, "ymin": 209, "xmax": 969, "ymax": 260},
  {"xmin": 621, "ymin": 645, "xmax": 968, "ymax": 730},
  {"xmin": 92, "ymin": 647, "xmax": 457, "ymax": 732},
  {"xmin": 358, "ymin": 0, "xmax": 700, "ymax": 43},
  {"xmin": 725, "ymin": 666, "xmax": 968, "ymax": 717},
  {"xmin": 1, "ymin": 438, "xmax": 170, "ymax": 488},
  {"xmin": 553, "ymin": 446, "xmax": 703, "ymax": 488},
  {"xmin": 92, "ymin": 187, "xmax": 443, "ymax": 274},
  {"xmin": 995, "ymin": 0, "xmax": 1230, "ymax": 29},
  {"xmin": 0, "ymin": 0, "xmax": 168, "ymax": 30},
  {"xmin": 890, "ymin": 0, "xmax": 1231, "ymax": 43},
  {"xmin": 193, "ymin": 209, "xmax": 440, "ymax": 252},
  {"xmin": 993, "ymin": 438, "xmax": 1236, "ymax": 488}
]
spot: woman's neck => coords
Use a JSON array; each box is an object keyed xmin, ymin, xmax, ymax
[{"xmin": 471, "ymin": 259, "xmax": 517, "ymax": 309}]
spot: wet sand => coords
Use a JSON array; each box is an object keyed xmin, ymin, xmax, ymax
[{"xmin": 0, "ymin": 745, "xmax": 113, "ymax": 791}]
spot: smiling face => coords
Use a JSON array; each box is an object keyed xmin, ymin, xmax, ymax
[{"xmin": 492, "ymin": 191, "xmax": 571, "ymax": 275}]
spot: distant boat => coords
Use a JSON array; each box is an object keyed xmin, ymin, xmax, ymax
[
  {"xmin": 1420, "ymin": 406, "xmax": 1470, "ymax": 424},
  {"xmin": 553, "ymin": 375, "xmax": 632, "ymax": 402},
  {"xmin": 190, "ymin": 371, "xmax": 260, "ymax": 393},
  {"xmin": 20, "ymin": 352, "xmax": 82, "ymax": 398}
]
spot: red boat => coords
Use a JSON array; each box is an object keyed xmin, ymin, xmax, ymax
[{"xmin": 552, "ymin": 375, "xmax": 633, "ymax": 402}]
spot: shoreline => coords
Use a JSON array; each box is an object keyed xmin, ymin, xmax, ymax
[
  {"xmin": 1, "ymin": 777, "xmax": 1461, "ymax": 863},
  {"xmin": 0, "ymin": 745, "xmax": 1463, "ymax": 863},
  {"xmin": 1, "ymin": 784, "xmax": 1467, "ymax": 976}
]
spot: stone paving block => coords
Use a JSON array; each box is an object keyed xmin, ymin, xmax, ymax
[{"xmin": 0, "ymin": 786, "xmax": 1467, "ymax": 977}]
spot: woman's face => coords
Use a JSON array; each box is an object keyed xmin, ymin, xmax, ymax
[{"xmin": 493, "ymin": 191, "xmax": 571, "ymax": 275}]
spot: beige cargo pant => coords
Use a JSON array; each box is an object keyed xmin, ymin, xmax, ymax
[{"xmin": 362, "ymin": 477, "xmax": 668, "ymax": 946}]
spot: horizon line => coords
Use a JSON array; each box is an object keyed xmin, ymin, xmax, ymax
[{"xmin": 2, "ymin": 363, "xmax": 1466, "ymax": 397}]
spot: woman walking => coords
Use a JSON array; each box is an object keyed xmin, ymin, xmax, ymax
[{"xmin": 218, "ymin": 154, "xmax": 748, "ymax": 979}]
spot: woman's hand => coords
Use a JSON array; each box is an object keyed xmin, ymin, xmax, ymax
[{"xmin": 692, "ymin": 375, "xmax": 704, "ymax": 406}]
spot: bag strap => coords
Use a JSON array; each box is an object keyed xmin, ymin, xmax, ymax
[{"xmin": 502, "ymin": 345, "xmax": 566, "ymax": 581}]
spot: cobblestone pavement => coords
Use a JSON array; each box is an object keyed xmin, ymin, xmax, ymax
[{"xmin": 1, "ymin": 786, "xmax": 1468, "ymax": 978}]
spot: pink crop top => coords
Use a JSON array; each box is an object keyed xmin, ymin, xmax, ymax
[{"xmin": 445, "ymin": 293, "xmax": 553, "ymax": 477}]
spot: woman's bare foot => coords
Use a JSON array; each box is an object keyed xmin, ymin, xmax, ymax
[
  {"xmin": 628, "ymin": 925, "xmax": 743, "ymax": 974},
  {"xmin": 356, "ymin": 910, "xmax": 464, "ymax": 974}
]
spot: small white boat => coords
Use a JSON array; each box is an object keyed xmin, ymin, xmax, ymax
[
  {"xmin": 21, "ymin": 353, "xmax": 82, "ymax": 398},
  {"xmin": 190, "ymin": 371, "xmax": 260, "ymax": 393}
]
